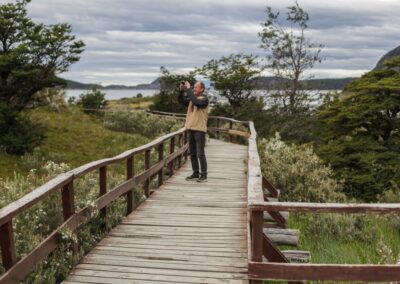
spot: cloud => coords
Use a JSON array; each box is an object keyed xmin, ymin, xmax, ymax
[{"xmin": 1, "ymin": 0, "xmax": 399, "ymax": 84}]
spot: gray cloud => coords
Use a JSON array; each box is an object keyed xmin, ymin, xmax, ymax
[{"xmin": 1, "ymin": 0, "xmax": 399, "ymax": 84}]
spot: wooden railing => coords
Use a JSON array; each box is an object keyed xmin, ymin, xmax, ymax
[
  {"xmin": 0, "ymin": 127, "xmax": 189, "ymax": 284},
  {"xmin": 147, "ymin": 110, "xmax": 250, "ymax": 142},
  {"xmin": 148, "ymin": 111, "xmax": 400, "ymax": 283},
  {"xmin": 246, "ymin": 119, "xmax": 400, "ymax": 283},
  {"xmin": 2, "ymin": 109, "xmax": 400, "ymax": 283}
]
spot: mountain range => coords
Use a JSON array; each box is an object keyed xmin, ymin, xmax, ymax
[{"xmin": 64, "ymin": 76, "xmax": 357, "ymax": 91}]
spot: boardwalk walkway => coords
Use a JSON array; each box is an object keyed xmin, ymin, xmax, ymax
[{"xmin": 63, "ymin": 138, "xmax": 249, "ymax": 283}]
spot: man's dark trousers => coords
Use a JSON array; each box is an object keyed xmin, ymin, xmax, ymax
[{"xmin": 188, "ymin": 129, "xmax": 207, "ymax": 175}]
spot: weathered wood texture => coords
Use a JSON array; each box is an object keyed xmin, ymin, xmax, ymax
[{"xmin": 63, "ymin": 138, "xmax": 249, "ymax": 283}]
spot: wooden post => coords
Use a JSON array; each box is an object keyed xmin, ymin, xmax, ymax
[
  {"xmin": 61, "ymin": 181, "xmax": 78, "ymax": 253},
  {"xmin": 158, "ymin": 142, "xmax": 164, "ymax": 186},
  {"xmin": 229, "ymin": 121, "xmax": 233, "ymax": 143},
  {"xmin": 169, "ymin": 136, "xmax": 175, "ymax": 177},
  {"xmin": 99, "ymin": 166, "xmax": 107, "ymax": 219},
  {"xmin": 0, "ymin": 221, "xmax": 17, "ymax": 270},
  {"xmin": 184, "ymin": 130, "xmax": 188, "ymax": 161},
  {"xmin": 126, "ymin": 156, "xmax": 134, "ymax": 214},
  {"xmin": 178, "ymin": 133, "xmax": 182, "ymax": 168},
  {"xmin": 251, "ymin": 210, "xmax": 263, "ymax": 262},
  {"xmin": 216, "ymin": 118, "xmax": 220, "ymax": 140},
  {"xmin": 144, "ymin": 149, "xmax": 151, "ymax": 197},
  {"xmin": 251, "ymin": 210, "xmax": 264, "ymax": 284}
]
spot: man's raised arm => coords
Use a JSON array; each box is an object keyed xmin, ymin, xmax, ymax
[
  {"xmin": 185, "ymin": 89, "xmax": 209, "ymax": 109},
  {"xmin": 177, "ymin": 89, "xmax": 190, "ymax": 107}
]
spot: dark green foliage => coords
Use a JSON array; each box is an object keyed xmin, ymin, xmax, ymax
[
  {"xmin": 0, "ymin": 101, "xmax": 43, "ymax": 154},
  {"xmin": 315, "ymin": 57, "xmax": 400, "ymax": 201},
  {"xmin": 149, "ymin": 66, "xmax": 195, "ymax": 113},
  {"xmin": 261, "ymin": 109, "xmax": 316, "ymax": 143},
  {"xmin": 0, "ymin": 0, "xmax": 84, "ymax": 154},
  {"xmin": 197, "ymin": 53, "xmax": 260, "ymax": 108},
  {"xmin": 210, "ymin": 97, "xmax": 271, "ymax": 137},
  {"xmin": 77, "ymin": 88, "xmax": 107, "ymax": 110}
]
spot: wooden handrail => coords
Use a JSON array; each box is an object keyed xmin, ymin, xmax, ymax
[
  {"xmin": 0, "ymin": 126, "xmax": 189, "ymax": 283},
  {"xmin": 146, "ymin": 110, "xmax": 249, "ymax": 124},
  {"xmin": 249, "ymin": 201, "xmax": 400, "ymax": 214}
]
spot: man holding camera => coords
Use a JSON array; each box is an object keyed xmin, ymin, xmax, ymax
[{"xmin": 178, "ymin": 81, "xmax": 209, "ymax": 183}]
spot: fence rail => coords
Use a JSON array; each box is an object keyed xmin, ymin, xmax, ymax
[
  {"xmin": 245, "ymin": 117, "xmax": 400, "ymax": 283},
  {"xmin": 0, "ymin": 126, "xmax": 189, "ymax": 284}
]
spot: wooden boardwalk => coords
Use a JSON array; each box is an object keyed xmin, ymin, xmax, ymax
[{"xmin": 63, "ymin": 138, "xmax": 249, "ymax": 284}]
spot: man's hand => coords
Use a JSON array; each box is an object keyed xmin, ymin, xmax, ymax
[
  {"xmin": 179, "ymin": 81, "xmax": 185, "ymax": 91},
  {"xmin": 184, "ymin": 81, "xmax": 191, "ymax": 89}
]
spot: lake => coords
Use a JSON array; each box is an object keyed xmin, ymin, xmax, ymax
[
  {"xmin": 65, "ymin": 89, "xmax": 339, "ymax": 106},
  {"xmin": 65, "ymin": 89, "xmax": 158, "ymax": 100}
]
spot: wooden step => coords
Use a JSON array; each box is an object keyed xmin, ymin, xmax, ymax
[
  {"xmin": 264, "ymin": 228, "xmax": 299, "ymax": 247},
  {"xmin": 265, "ymin": 197, "xmax": 278, "ymax": 202},
  {"xmin": 262, "ymin": 250, "xmax": 310, "ymax": 263},
  {"xmin": 263, "ymin": 211, "xmax": 289, "ymax": 222},
  {"xmin": 264, "ymin": 189, "xmax": 280, "ymax": 199},
  {"xmin": 282, "ymin": 250, "xmax": 310, "ymax": 263}
]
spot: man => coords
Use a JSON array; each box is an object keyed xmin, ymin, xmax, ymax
[{"xmin": 177, "ymin": 81, "xmax": 209, "ymax": 182}]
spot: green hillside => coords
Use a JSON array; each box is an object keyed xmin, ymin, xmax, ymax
[{"xmin": 0, "ymin": 107, "xmax": 149, "ymax": 179}]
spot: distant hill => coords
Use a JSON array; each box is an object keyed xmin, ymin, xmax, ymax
[
  {"xmin": 64, "ymin": 76, "xmax": 356, "ymax": 91},
  {"xmin": 64, "ymin": 78, "xmax": 161, "ymax": 90},
  {"xmin": 251, "ymin": 76, "xmax": 358, "ymax": 90},
  {"xmin": 374, "ymin": 45, "xmax": 400, "ymax": 70}
]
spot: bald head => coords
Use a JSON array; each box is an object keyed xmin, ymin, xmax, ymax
[{"xmin": 193, "ymin": 81, "xmax": 205, "ymax": 96}]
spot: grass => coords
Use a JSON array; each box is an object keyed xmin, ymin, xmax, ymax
[
  {"xmin": 264, "ymin": 214, "xmax": 400, "ymax": 283},
  {"xmin": 0, "ymin": 106, "xmax": 149, "ymax": 180},
  {"xmin": 107, "ymin": 96, "xmax": 154, "ymax": 110},
  {"xmin": 289, "ymin": 214, "xmax": 400, "ymax": 264}
]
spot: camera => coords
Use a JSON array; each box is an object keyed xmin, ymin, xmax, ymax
[{"xmin": 180, "ymin": 81, "xmax": 187, "ymax": 90}]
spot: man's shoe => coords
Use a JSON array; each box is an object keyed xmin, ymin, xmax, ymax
[
  {"xmin": 197, "ymin": 174, "xmax": 207, "ymax": 183},
  {"xmin": 185, "ymin": 173, "xmax": 199, "ymax": 181}
]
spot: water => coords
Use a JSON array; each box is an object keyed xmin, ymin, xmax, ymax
[{"xmin": 65, "ymin": 89, "xmax": 158, "ymax": 100}]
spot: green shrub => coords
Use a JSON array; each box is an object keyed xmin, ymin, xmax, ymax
[
  {"xmin": 0, "ymin": 159, "xmax": 146, "ymax": 282},
  {"xmin": 0, "ymin": 102, "xmax": 44, "ymax": 155},
  {"xmin": 259, "ymin": 133, "xmax": 346, "ymax": 202},
  {"xmin": 103, "ymin": 110, "xmax": 183, "ymax": 139},
  {"xmin": 77, "ymin": 88, "xmax": 107, "ymax": 110}
]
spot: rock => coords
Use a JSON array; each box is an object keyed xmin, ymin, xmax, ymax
[{"xmin": 374, "ymin": 46, "xmax": 400, "ymax": 70}]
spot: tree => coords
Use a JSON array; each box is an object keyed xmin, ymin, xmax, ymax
[
  {"xmin": 196, "ymin": 53, "xmax": 261, "ymax": 108},
  {"xmin": 0, "ymin": 0, "xmax": 84, "ymax": 153},
  {"xmin": 259, "ymin": 1, "xmax": 323, "ymax": 114},
  {"xmin": 149, "ymin": 66, "xmax": 196, "ymax": 113},
  {"xmin": 77, "ymin": 88, "xmax": 107, "ymax": 110},
  {"xmin": 315, "ymin": 57, "xmax": 400, "ymax": 201}
]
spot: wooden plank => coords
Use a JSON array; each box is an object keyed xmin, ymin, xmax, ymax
[
  {"xmin": 83, "ymin": 255, "xmax": 248, "ymax": 272},
  {"xmin": 74, "ymin": 263, "xmax": 248, "ymax": 280},
  {"xmin": 68, "ymin": 270, "xmax": 248, "ymax": 284},
  {"xmin": 99, "ymin": 240, "xmax": 246, "ymax": 252},
  {"xmin": 248, "ymin": 262, "xmax": 400, "ymax": 282},
  {"xmin": 249, "ymin": 201, "xmax": 400, "ymax": 214},
  {"xmin": 88, "ymin": 249, "xmax": 247, "ymax": 266}
]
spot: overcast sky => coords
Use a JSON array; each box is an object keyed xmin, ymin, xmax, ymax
[{"xmin": 2, "ymin": 0, "xmax": 399, "ymax": 85}]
